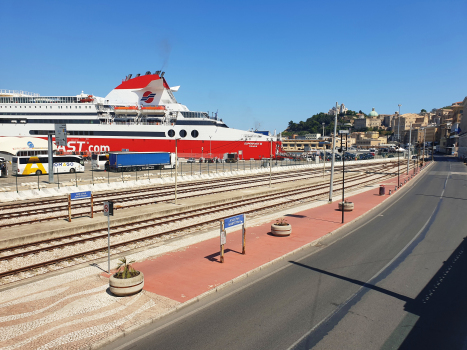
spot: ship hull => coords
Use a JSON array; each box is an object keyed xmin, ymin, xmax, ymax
[{"xmin": 0, "ymin": 122, "xmax": 280, "ymax": 159}]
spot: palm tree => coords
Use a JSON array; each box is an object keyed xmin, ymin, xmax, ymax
[{"xmin": 116, "ymin": 257, "xmax": 137, "ymax": 279}]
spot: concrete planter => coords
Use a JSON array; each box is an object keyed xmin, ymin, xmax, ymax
[
  {"xmin": 271, "ymin": 223, "xmax": 292, "ymax": 236},
  {"xmin": 338, "ymin": 202, "xmax": 354, "ymax": 212},
  {"xmin": 109, "ymin": 272, "xmax": 144, "ymax": 296}
]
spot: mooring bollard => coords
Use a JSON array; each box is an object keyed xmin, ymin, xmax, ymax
[
  {"xmin": 395, "ymin": 185, "xmax": 397, "ymax": 191},
  {"xmin": 404, "ymin": 179, "xmax": 407, "ymax": 183},
  {"xmin": 389, "ymin": 189, "xmax": 392, "ymax": 195}
]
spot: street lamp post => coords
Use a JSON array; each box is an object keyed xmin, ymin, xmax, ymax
[
  {"xmin": 329, "ymin": 102, "xmax": 338, "ymax": 202},
  {"xmin": 407, "ymin": 124, "xmax": 412, "ymax": 174},
  {"xmin": 269, "ymin": 137, "xmax": 273, "ymax": 187},
  {"xmin": 175, "ymin": 138, "xmax": 181, "ymax": 204},
  {"xmin": 322, "ymin": 122, "xmax": 326, "ymax": 177},
  {"xmin": 339, "ymin": 128, "xmax": 349, "ymax": 224},
  {"xmin": 397, "ymin": 104, "xmax": 401, "ymax": 187},
  {"xmin": 209, "ymin": 136, "xmax": 212, "ymax": 158},
  {"xmin": 422, "ymin": 128, "xmax": 426, "ymax": 165}
]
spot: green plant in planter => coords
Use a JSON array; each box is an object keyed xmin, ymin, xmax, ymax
[
  {"xmin": 115, "ymin": 257, "xmax": 139, "ymax": 279},
  {"xmin": 275, "ymin": 218, "xmax": 289, "ymax": 226}
]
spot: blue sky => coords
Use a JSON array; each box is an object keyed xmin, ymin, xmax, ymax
[{"xmin": 1, "ymin": 0, "xmax": 465, "ymax": 133}]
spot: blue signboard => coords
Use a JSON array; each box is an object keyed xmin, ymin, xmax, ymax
[
  {"xmin": 224, "ymin": 214, "xmax": 244, "ymax": 229},
  {"xmin": 70, "ymin": 191, "xmax": 92, "ymax": 201}
]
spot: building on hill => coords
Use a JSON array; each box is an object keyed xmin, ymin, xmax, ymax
[
  {"xmin": 368, "ymin": 108, "xmax": 378, "ymax": 117},
  {"xmin": 391, "ymin": 113, "xmax": 420, "ymax": 141},
  {"xmin": 458, "ymin": 97, "xmax": 467, "ymax": 159},
  {"xmin": 380, "ymin": 114, "xmax": 395, "ymax": 128},
  {"xmin": 435, "ymin": 108, "xmax": 453, "ymax": 125},
  {"xmin": 328, "ymin": 103, "xmax": 348, "ymax": 115},
  {"xmin": 354, "ymin": 117, "xmax": 382, "ymax": 130},
  {"xmin": 305, "ymin": 133, "xmax": 321, "ymax": 139}
]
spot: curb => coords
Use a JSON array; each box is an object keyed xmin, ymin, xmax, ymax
[{"xmin": 91, "ymin": 160, "xmax": 430, "ymax": 349}]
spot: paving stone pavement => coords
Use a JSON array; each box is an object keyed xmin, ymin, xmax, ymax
[{"xmin": 0, "ymin": 275, "xmax": 178, "ymax": 350}]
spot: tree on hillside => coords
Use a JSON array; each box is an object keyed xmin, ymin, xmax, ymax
[
  {"xmin": 284, "ymin": 112, "xmax": 335, "ymax": 135},
  {"xmin": 420, "ymin": 109, "xmax": 427, "ymax": 113}
]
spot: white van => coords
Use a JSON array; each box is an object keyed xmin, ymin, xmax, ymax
[{"xmin": 91, "ymin": 154, "xmax": 109, "ymax": 170}]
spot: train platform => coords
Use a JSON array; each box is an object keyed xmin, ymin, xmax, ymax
[{"xmin": 0, "ymin": 162, "xmax": 430, "ymax": 350}]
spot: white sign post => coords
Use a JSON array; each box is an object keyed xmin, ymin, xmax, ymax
[{"xmin": 219, "ymin": 214, "xmax": 246, "ymax": 263}]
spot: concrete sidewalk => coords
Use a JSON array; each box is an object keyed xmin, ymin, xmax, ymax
[{"xmin": 0, "ymin": 163, "xmax": 430, "ymax": 350}]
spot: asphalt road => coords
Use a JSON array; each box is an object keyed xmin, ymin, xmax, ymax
[{"xmin": 104, "ymin": 155, "xmax": 467, "ymax": 350}]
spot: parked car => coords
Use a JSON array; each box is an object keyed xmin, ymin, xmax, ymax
[{"xmin": 187, "ymin": 158, "xmax": 196, "ymax": 163}]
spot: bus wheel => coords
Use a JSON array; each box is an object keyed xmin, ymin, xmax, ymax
[
  {"xmin": 36, "ymin": 170, "xmax": 42, "ymax": 175},
  {"xmin": 70, "ymin": 168, "xmax": 76, "ymax": 173}
]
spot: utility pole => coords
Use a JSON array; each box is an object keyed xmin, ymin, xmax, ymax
[
  {"xmin": 329, "ymin": 102, "xmax": 338, "ymax": 202},
  {"xmin": 322, "ymin": 122, "xmax": 326, "ymax": 177},
  {"xmin": 269, "ymin": 137, "xmax": 272, "ymax": 187},
  {"xmin": 175, "ymin": 138, "xmax": 180, "ymax": 204},
  {"xmin": 422, "ymin": 129, "xmax": 426, "ymax": 165},
  {"xmin": 397, "ymin": 104, "xmax": 401, "ymax": 143},
  {"xmin": 407, "ymin": 124, "xmax": 412, "ymax": 174},
  {"xmin": 48, "ymin": 133, "xmax": 54, "ymax": 184},
  {"xmin": 397, "ymin": 104, "xmax": 401, "ymax": 187}
]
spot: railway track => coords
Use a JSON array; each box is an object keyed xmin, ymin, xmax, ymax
[
  {"xmin": 0, "ymin": 161, "xmax": 410, "ymax": 285},
  {"xmin": 0, "ymin": 161, "xmax": 400, "ymax": 227}
]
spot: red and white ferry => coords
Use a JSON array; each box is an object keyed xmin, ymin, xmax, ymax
[{"xmin": 0, "ymin": 71, "xmax": 282, "ymax": 159}]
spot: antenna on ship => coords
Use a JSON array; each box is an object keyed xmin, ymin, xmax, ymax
[{"xmin": 160, "ymin": 72, "xmax": 165, "ymax": 77}]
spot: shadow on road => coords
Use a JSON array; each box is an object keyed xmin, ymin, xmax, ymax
[
  {"xmin": 398, "ymin": 237, "xmax": 467, "ymax": 350},
  {"xmin": 289, "ymin": 261, "xmax": 410, "ymax": 302},
  {"xmin": 290, "ymin": 237, "xmax": 467, "ymax": 349}
]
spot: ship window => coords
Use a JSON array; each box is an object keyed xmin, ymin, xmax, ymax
[
  {"xmin": 179, "ymin": 129, "xmax": 187, "ymax": 138},
  {"xmin": 168, "ymin": 129, "xmax": 175, "ymax": 137},
  {"xmin": 191, "ymin": 130, "xmax": 199, "ymax": 138}
]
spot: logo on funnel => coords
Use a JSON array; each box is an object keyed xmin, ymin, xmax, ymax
[{"xmin": 140, "ymin": 91, "xmax": 156, "ymax": 104}]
